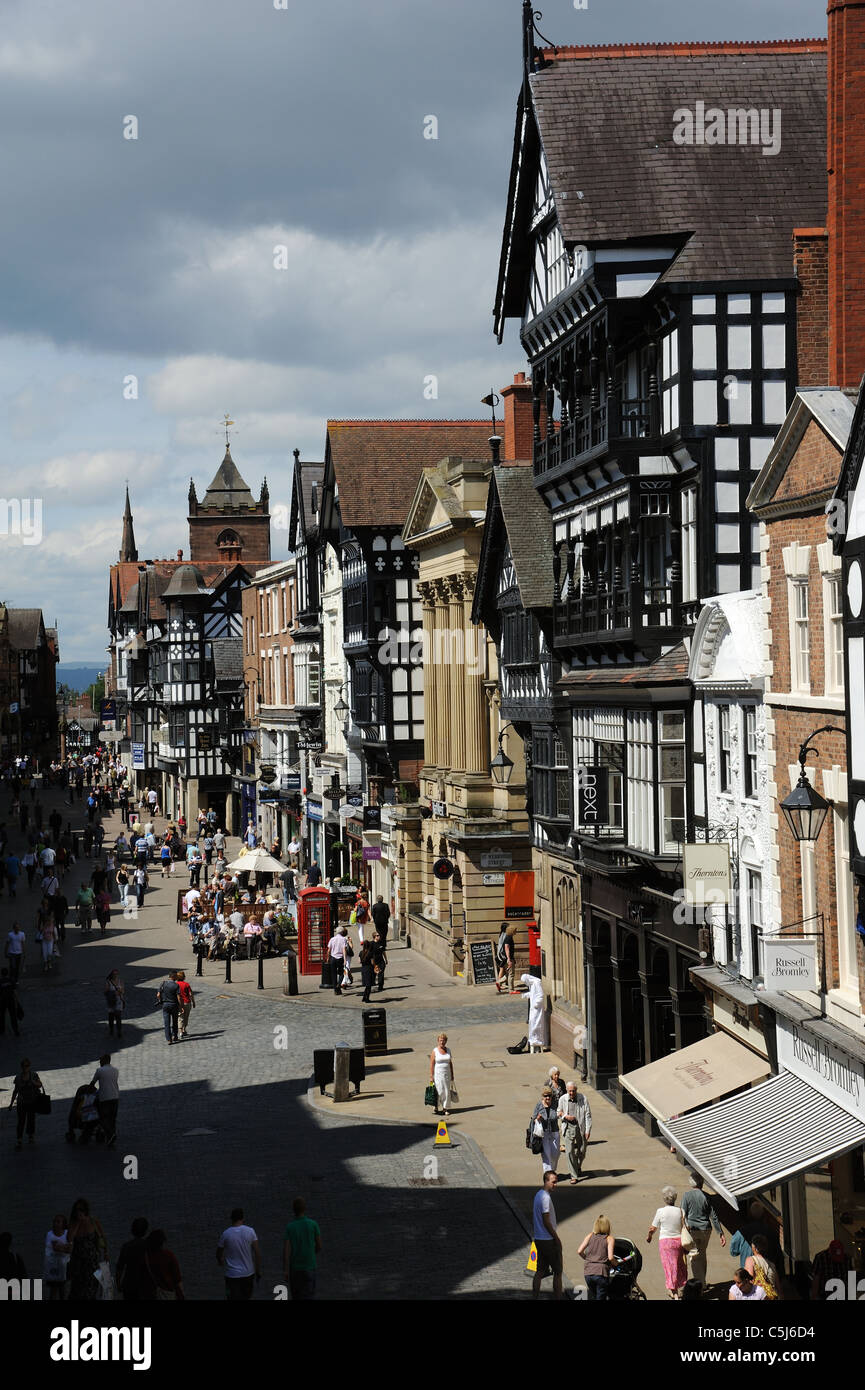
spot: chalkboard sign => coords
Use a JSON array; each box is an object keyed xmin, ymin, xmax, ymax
[{"xmin": 469, "ymin": 940, "xmax": 497, "ymax": 985}]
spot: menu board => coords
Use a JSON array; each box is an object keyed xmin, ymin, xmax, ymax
[{"xmin": 470, "ymin": 940, "xmax": 497, "ymax": 985}]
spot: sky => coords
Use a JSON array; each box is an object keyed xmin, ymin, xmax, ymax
[{"xmin": 0, "ymin": 0, "xmax": 825, "ymax": 660}]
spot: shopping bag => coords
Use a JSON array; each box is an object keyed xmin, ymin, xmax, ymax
[{"xmin": 424, "ymin": 1084, "xmax": 438, "ymax": 1107}]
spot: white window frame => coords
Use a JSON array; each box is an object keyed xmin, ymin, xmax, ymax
[
  {"xmin": 681, "ymin": 487, "xmax": 697, "ymax": 603},
  {"xmin": 743, "ymin": 706, "xmax": 758, "ymax": 799},
  {"xmin": 719, "ymin": 705, "xmax": 731, "ymax": 792},
  {"xmin": 818, "ymin": 541, "xmax": 844, "ymax": 697},
  {"xmin": 782, "ymin": 542, "xmax": 811, "ymax": 694}
]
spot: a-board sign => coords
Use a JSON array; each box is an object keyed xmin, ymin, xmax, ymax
[{"xmin": 469, "ymin": 940, "xmax": 497, "ymax": 985}]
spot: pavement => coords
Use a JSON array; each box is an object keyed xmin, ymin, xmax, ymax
[{"xmin": 0, "ymin": 779, "xmax": 743, "ymax": 1301}]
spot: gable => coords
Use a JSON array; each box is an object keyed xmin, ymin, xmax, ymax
[
  {"xmin": 402, "ymin": 472, "xmax": 454, "ymax": 545},
  {"xmin": 775, "ymin": 417, "xmax": 842, "ymax": 505}
]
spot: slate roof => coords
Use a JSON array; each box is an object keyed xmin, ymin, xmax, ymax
[
  {"xmin": 212, "ymin": 639, "xmax": 243, "ymax": 681},
  {"xmin": 493, "ymin": 464, "xmax": 553, "ymax": 608},
  {"xmin": 326, "ymin": 421, "xmax": 492, "ymax": 529},
  {"xmin": 200, "ymin": 447, "xmax": 256, "ymax": 509},
  {"xmin": 6, "ymin": 608, "xmax": 44, "ymax": 650},
  {"xmin": 300, "ymin": 463, "xmax": 324, "ymax": 531},
  {"xmin": 498, "ymin": 41, "xmax": 827, "ymax": 322},
  {"xmin": 557, "ymin": 641, "xmax": 690, "ymax": 687}
]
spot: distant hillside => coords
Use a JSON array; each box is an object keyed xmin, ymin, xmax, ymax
[{"xmin": 56, "ymin": 664, "xmax": 104, "ymax": 692}]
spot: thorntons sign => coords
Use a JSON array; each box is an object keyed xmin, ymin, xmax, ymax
[
  {"xmin": 681, "ymin": 843, "xmax": 731, "ymax": 907},
  {"xmin": 776, "ymin": 1016, "xmax": 865, "ymax": 1125}
]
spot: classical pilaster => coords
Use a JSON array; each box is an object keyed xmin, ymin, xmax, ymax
[
  {"xmin": 418, "ymin": 581, "xmax": 438, "ymax": 769},
  {"xmin": 433, "ymin": 579, "xmax": 451, "ymax": 769},
  {"xmin": 462, "ymin": 574, "xmax": 488, "ymax": 775},
  {"xmin": 446, "ymin": 576, "xmax": 466, "ymax": 772}
]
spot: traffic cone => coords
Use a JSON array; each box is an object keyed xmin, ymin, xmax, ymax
[
  {"xmin": 434, "ymin": 1119, "xmax": 451, "ymax": 1146},
  {"xmin": 526, "ymin": 1242, "xmax": 538, "ymax": 1276}
]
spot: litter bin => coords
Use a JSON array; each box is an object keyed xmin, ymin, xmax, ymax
[{"xmin": 362, "ymin": 1008, "xmax": 387, "ymax": 1056}]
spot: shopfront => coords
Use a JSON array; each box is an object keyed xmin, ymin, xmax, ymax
[{"xmin": 305, "ymin": 798, "xmax": 323, "ymax": 869}]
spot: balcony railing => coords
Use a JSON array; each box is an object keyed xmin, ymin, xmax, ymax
[
  {"xmin": 534, "ymin": 396, "xmax": 658, "ymax": 476},
  {"xmin": 553, "ymin": 582, "xmax": 674, "ymax": 644}
]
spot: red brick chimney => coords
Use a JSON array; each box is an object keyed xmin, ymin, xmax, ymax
[
  {"xmin": 500, "ymin": 372, "xmax": 533, "ymax": 462},
  {"xmin": 793, "ymin": 228, "xmax": 829, "ymax": 386},
  {"xmin": 828, "ymin": 0, "xmax": 865, "ymax": 388}
]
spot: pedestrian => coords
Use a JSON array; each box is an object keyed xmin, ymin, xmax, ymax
[
  {"xmin": 147, "ymin": 787, "xmax": 159, "ymax": 817},
  {"xmin": 216, "ymin": 1208, "xmax": 261, "ymax": 1301},
  {"xmin": 0, "ymin": 1231, "xmax": 27, "ymax": 1283},
  {"xmin": 5, "ymin": 921, "xmax": 25, "ymax": 982},
  {"xmin": 520, "ymin": 971, "xmax": 547, "ymax": 1052},
  {"xmin": 116, "ymin": 862, "xmax": 130, "ymax": 907},
  {"xmin": 67, "ymin": 1198, "xmax": 109, "ymax": 1302},
  {"xmin": 530, "ymin": 1087, "xmax": 560, "ymax": 1177},
  {"xmin": 647, "ymin": 1186, "xmax": 688, "ymax": 1300},
  {"xmin": 577, "ymin": 1214, "xmax": 616, "ymax": 1300},
  {"xmin": 143, "ymin": 1229, "xmax": 184, "ymax": 1301},
  {"xmin": 9, "ymin": 1057, "xmax": 45, "ymax": 1149},
  {"xmin": 680, "ymin": 1171, "xmax": 726, "ymax": 1288},
  {"xmin": 52, "ymin": 890, "xmax": 69, "ymax": 943},
  {"xmin": 370, "ymin": 894, "xmax": 390, "ymax": 943},
  {"xmin": 282, "ymin": 1197, "xmax": 321, "ymax": 1300},
  {"xmin": 133, "ymin": 863, "xmax": 148, "ymax": 908},
  {"xmin": 75, "ymin": 882, "xmax": 95, "ymax": 931},
  {"xmin": 359, "ymin": 941, "xmax": 376, "ymax": 1003},
  {"xmin": 159, "ymin": 841, "xmax": 171, "ymax": 879},
  {"xmin": 0, "ymin": 968, "xmax": 21, "ymax": 1037},
  {"xmin": 810, "ymin": 1238, "xmax": 852, "ymax": 1300},
  {"xmin": 325, "ymin": 924, "xmax": 348, "ymax": 995},
  {"xmin": 38, "ymin": 912, "xmax": 56, "ymax": 973},
  {"xmin": 189, "ymin": 849, "xmax": 203, "ymax": 888},
  {"xmin": 91, "ymin": 1054, "xmax": 120, "ymax": 1147},
  {"xmin": 196, "ymin": 809, "xmax": 207, "ymax": 840},
  {"xmin": 105, "ymin": 970, "xmax": 125, "ymax": 1037},
  {"xmin": 4, "ymin": 851, "xmax": 19, "ymax": 899},
  {"xmin": 547, "ymin": 1065, "xmax": 567, "ymax": 1105},
  {"xmin": 157, "ymin": 971, "xmax": 181, "ymax": 1044},
  {"xmin": 203, "ymin": 833, "xmax": 214, "ymax": 866},
  {"xmin": 557, "ymin": 1080, "xmax": 592, "ymax": 1184},
  {"xmin": 306, "ymin": 861, "xmax": 321, "ymax": 887},
  {"xmin": 494, "ymin": 925, "xmax": 516, "ymax": 993},
  {"xmin": 22, "ymin": 848, "xmax": 37, "ymax": 891},
  {"xmin": 371, "ymin": 930, "xmax": 387, "ymax": 992},
  {"xmin": 429, "ymin": 1032, "xmax": 455, "ymax": 1116},
  {"xmin": 116, "ymin": 1218, "xmax": 151, "ymax": 1302},
  {"xmin": 177, "ymin": 971, "xmax": 195, "ymax": 1038},
  {"xmin": 531, "ymin": 1170, "xmax": 563, "ymax": 1300},
  {"xmin": 745, "ymin": 1235, "xmax": 782, "ymax": 1300},
  {"xmin": 728, "ymin": 1267, "xmax": 767, "ymax": 1302},
  {"xmin": 43, "ymin": 1214, "xmax": 72, "ymax": 1301}
]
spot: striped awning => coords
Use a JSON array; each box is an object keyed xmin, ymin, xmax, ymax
[{"xmin": 659, "ymin": 1070, "xmax": 865, "ymax": 1208}]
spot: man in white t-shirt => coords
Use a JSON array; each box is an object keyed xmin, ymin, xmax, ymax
[
  {"xmin": 532, "ymin": 1171, "xmax": 563, "ymax": 1299},
  {"xmin": 216, "ymin": 1208, "xmax": 261, "ymax": 1300},
  {"xmin": 5, "ymin": 924, "xmax": 25, "ymax": 983}
]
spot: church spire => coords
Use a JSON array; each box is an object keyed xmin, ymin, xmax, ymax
[{"xmin": 119, "ymin": 486, "xmax": 138, "ymax": 562}]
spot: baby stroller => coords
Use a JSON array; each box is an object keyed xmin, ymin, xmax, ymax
[
  {"xmin": 65, "ymin": 1085, "xmax": 107, "ymax": 1146},
  {"xmin": 607, "ymin": 1237, "xmax": 647, "ymax": 1300}
]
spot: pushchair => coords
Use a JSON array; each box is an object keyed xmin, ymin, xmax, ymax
[
  {"xmin": 65, "ymin": 1085, "xmax": 107, "ymax": 1146},
  {"xmin": 607, "ymin": 1237, "xmax": 647, "ymax": 1300}
]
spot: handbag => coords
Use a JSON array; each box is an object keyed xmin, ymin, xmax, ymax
[
  {"xmin": 95, "ymin": 1260, "xmax": 116, "ymax": 1300},
  {"xmin": 34, "ymin": 1093, "xmax": 52, "ymax": 1115},
  {"xmin": 680, "ymin": 1225, "xmax": 695, "ymax": 1252},
  {"xmin": 424, "ymin": 1083, "xmax": 437, "ymax": 1107},
  {"xmin": 450, "ymin": 1085, "xmax": 459, "ymax": 1104}
]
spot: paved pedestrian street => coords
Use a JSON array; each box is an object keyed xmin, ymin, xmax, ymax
[{"xmin": 0, "ymin": 787, "xmax": 537, "ymax": 1301}]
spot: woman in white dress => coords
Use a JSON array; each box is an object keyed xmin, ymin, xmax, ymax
[
  {"xmin": 520, "ymin": 973, "xmax": 547, "ymax": 1052},
  {"xmin": 429, "ymin": 1033, "xmax": 455, "ymax": 1116}
]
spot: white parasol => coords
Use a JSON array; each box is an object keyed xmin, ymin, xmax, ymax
[{"xmin": 226, "ymin": 848, "xmax": 286, "ymax": 875}]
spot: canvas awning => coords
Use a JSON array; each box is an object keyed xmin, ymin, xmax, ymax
[
  {"xmin": 659, "ymin": 1070, "xmax": 865, "ymax": 1208},
  {"xmin": 619, "ymin": 1032, "xmax": 769, "ymax": 1121}
]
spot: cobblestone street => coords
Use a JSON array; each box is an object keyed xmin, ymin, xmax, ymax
[{"xmin": 0, "ymin": 788, "xmax": 533, "ymax": 1299}]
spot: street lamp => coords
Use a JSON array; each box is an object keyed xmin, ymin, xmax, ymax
[
  {"xmin": 490, "ymin": 721, "xmax": 516, "ymax": 785},
  {"xmin": 780, "ymin": 725, "xmax": 845, "ymax": 842},
  {"xmin": 334, "ymin": 684, "xmax": 350, "ymax": 717}
]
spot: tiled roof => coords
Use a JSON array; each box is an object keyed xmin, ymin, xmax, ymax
[
  {"xmin": 529, "ymin": 44, "xmax": 826, "ymax": 284},
  {"xmin": 493, "ymin": 465, "xmax": 553, "ymax": 608},
  {"xmin": 6, "ymin": 608, "xmax": 44, "ymax": 650},
  {"xmin": 558, "ymin": 641, "xmax": 690, "ymax": 687},
  {"xmin": 200, "ymin": 446, "xmax": 256, "ymax": 510},
  {"xmin": 327, "ymin": 421, "xmax": 492, "ymax": 528}
]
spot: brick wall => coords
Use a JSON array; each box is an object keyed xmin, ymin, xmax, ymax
[
  {"xmin": 501, "ymin": 372, "xmax": 534, "ymax": 463},
  {"xmin": 188, "ymin": 511, "xmax": 271, "ymax": 565},
  {"xmin": 793, "ymin": 228, "xmax": 828, "ymax": 387},
  {"xmin": 765, "ymin": 505, "xmax": 832, "ymax": 696},
  {"xmin": 828, "ymin": 0, "xmax": 865, "ymax": 388}
]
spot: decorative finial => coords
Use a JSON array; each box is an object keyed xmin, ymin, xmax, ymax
[{"xmin": 223, "ymin": 414, "xmax": 235, "ymax": 448}]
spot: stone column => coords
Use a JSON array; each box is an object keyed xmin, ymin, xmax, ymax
[
  {"xmin": 462, "ymin": 574, "xmax": 488, "ymax": 775},
  {"xmin": 419, "ymin": 581, "xmax": 438, "ymax": 769},
  {"xmin": 446, "ymin": 577, "xmax": 466, "ymax": 772},
  {"xmin": 433, "ymin": 580, "xmax": 451, "ymax": 770}
]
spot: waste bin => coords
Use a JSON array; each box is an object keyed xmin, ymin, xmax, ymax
[{"xmin": 362, "ymin": 1008, "xmax": 387, "ymax": 1056}]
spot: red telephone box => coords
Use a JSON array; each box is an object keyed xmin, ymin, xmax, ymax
[{"xmin": 298, "ymin": 887, "xmax": 332, "ymax": 975}]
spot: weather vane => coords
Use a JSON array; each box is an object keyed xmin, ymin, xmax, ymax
[{"xmin": 222, "ymin": 414, "xmax": 235, "ymax": 447}]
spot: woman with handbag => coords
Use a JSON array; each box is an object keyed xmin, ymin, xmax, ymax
[
  {"xmin": 10, "ymin": 1057, "xmax": 46, "ymax": 1149},
  {"xmin": 647, "ymin": 1186, "xmax": 688, "ymax": 1299},
  {"xmin": 68, "ymin": 1197, "xmax": 109, "ymax": 1301},
  {"xmin": 429, "ymin": 1033, "xmax": 455, "ymax": 1116},
  {"xmin": 143, "ymin": 1229, "xmax": 184, "ymax": 1301},
  {"xmin": 530, "ymin": 1088, "xmax": 560, "ymax": 1178},
  {"xmin": 360, "ymin": 941, "xmax": 376, "ymax": 1004},
  {"xmin": 577, "ymin": 1214, "xmax": 616, "ymax": 1300}
]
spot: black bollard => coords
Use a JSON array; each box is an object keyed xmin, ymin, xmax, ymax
[
  {"xmin": 257, "ymin": 950, "xmax": 264, "ymax": 991},
  {"xmin": 224, "ymin": 948, "xmax": 232, "ymax": 984},
  {"xmin": 196, "ymin": 943, "xmax": 203, "ymax": 977}
]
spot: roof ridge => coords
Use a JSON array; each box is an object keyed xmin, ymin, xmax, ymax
[
  {"xmin": 327, "ymin": 419, "xmax": 489, "ymax": 427},
  {"xmin": 541, "ymin": 39, "xmax": 826, "ymax": 60}
]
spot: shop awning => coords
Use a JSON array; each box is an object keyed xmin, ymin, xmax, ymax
[
  {"xmin": 619, "ymin": 1032, "xmax": 770, "ymax": 1121},
  {"xmin": 659, "ymin": 1070, "xmax": 865, "ymax": 1208}
]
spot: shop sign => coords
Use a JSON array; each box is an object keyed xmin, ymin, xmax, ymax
[
  {"xmin": 776, "ymin": 1016, "xmax": 865, "ymax": 1124},
  {"xmin": 480, "ymin": 849, "xmax": 512, "ymax": 869},
  {"xmin": 482, "ymin": 872, "xmax": 505, "ymax": 887},
  {"xmin": 346, "ymin": 792, "xmax": 363, "ymax": 807},
  {"xmin": 430, "ymin": 799, "xmax": 447, "ymax": 817},
  {"xmin": 762, "ymin": 939, "xmax": 817, "ymax": 992},
  {"xmin": 504, "ymin": 870, "xmax": 534, "ymax": 919},
  {"xmin": 305, "ymin": 800, "xmax": 323, "ymax": 822},
  {"xmin": 131, "ymin": 743, "xmax": 145, "ymax": 769},
  {"xmin": 682, "ymin": 843, "xmax": 731, "ymax": 907},
  {"xmin": 362, "ymin": 845, "xmax": 382, "ymax": 862},
  {"xmin": 280, "ymin": 774, "xmax": 301, "ymax": 791},
  {"xmin": 577, "ymin": 765, "xmax": 609, "ymax": 826}
]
